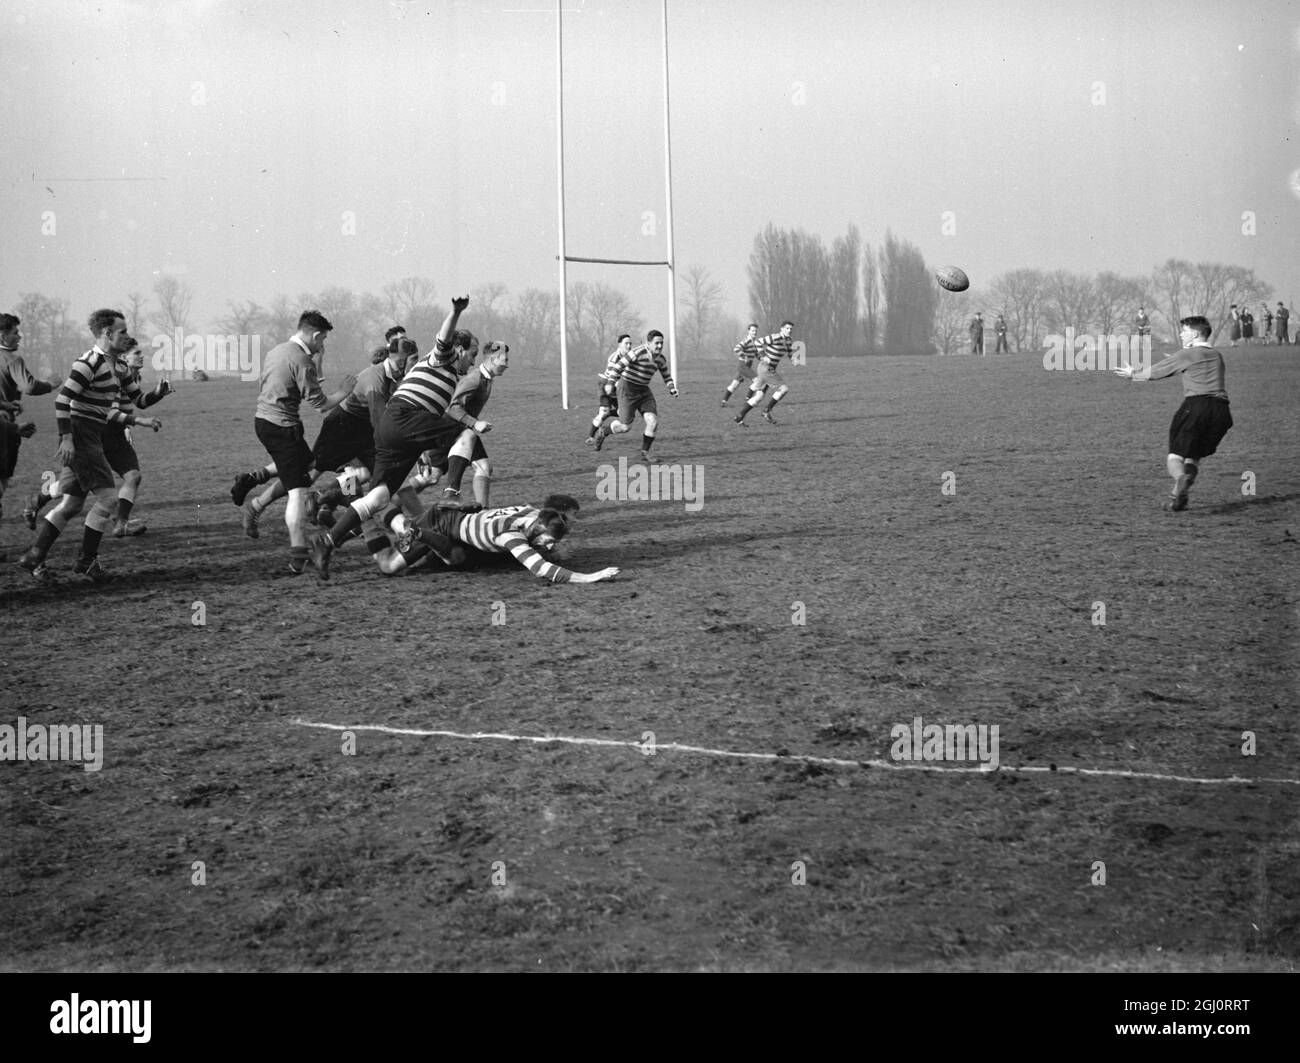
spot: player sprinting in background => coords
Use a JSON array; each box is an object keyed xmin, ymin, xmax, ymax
[
  {"xmin": 1113, "ymin": 314, "xmax": 1232, "ymax": 512},
  {"xmin": 734, "ymin": 320, "xmax": 795, "ymax": 426},
  {"xmin": 587, "ymin": 334, "xmax": 631, "ymax": 444},
  {"xmin": 15, "ymin": 309, "xmax": 163, "ymax": 581},
  {"xmin": 720, "ymin": 323, "xmax": 762, "ymax": 406},
  {"xmin": 368, "ymin": 493, "xmax": 618, "ymax": 583},
  {"xmin": 404, "ymin": 340, "xmax": 509, "ymax": 509},
  {"xmin": 591, "ymin": 329, "xmax": 677, "ymax": 461},
  {"xmin": 310, "ymin": 296, "xmax": 483, "ymax": 580},
  {"xmin": 0, "ymin": 312, "xmax": 51, "ymax": 526}
]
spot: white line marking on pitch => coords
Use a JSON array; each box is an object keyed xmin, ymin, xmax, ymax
[{"xmin": 291, "ymin": 719, "xmax": 1300, "ymax": 787}]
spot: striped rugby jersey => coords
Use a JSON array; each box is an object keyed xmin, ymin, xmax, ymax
[
  {"xmin": 756, "ymin": 332, "xmax": 794, "ymax": 371},
  {"xmin": 599, "ymin": 347, "xmax": 623, "ymax": 384},
  {"xmin": 733, "ymin": 337, "xmax": 761, "ymax": 366},
  {"xmin": 451, "ymin": 505, "xmax": 574, "ymax": 583},
  {"xmin": 603, "ymin": 343, "xmax": 674, "ymax": 390},
  {"xmin": 56, "ymin": 347, "xmax": 153, "ymax": 435},
  {"xmin": 390, "ymin": 335, "xmax": 460, "ymax": 416}
]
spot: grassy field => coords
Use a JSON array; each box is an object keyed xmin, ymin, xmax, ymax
[{"xmin": 1, "ymin": 346, "xmax": 1297, "ymax": 972}]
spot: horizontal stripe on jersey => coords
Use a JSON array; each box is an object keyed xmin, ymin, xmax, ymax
[
  {"xmin": 453, "ymin": 505, "xmax": 571, "ymax": 582},
  {"xmin": 391, "ymin": 338, "xmax": 459, "ymax": 415},
  {"xmin": 733, "ymin": 338, "xmax": 761, "ymax": 365},
  {"xmin": 56, "ymin": 348, "xmax": 142, "ymax": 435},
  {"xmin": 603, "ymin": 344, "xmax": 673, "ymax": 389},
  {"xmin": 757, "ymin": 333, "xmax": 794, "ymax": 370}
]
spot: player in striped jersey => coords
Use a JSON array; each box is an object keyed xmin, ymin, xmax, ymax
[
  {"xmin": 734, "ymin": 320, "xmax": 795, "ymax": 426},
  {"xmin": 590, "ymin": 329, "xmax": 678, "ymax": 462},
  {"xmin": 368, "ymin": 494, "xmax": 618, "ymax": 583},
  {"xmin": 15, "ymin": 310, "xmax": 164, "ymax": 581},
  {"xmin": 310, "ymin": 295, "xmax": 482, "ymax": 579},
  {"xmin": 586, "ymin": 334, "xmax": 632, "ymax": 443},
  {"xmin": 720, "ymin": 323, "xmax": 762, "ymax": 406},
  {"xmin": 403, "ymin": 340, "xmax": 509, "ymax": 509}
]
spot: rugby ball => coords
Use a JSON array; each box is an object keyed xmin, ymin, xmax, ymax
[{"xmin": 936, "ymin": 266, "xmax": 970, "ymax": 292}]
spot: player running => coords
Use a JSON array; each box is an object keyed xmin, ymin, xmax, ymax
[
  {"xmin": 15, "ymin": 310, "xmax": 165, "ymax": 581},
  {"xmin": 1113, "ymin": 314, "xmax": 1233, "ymax": 512},
  {"xmin": 734, "ymin": 320, "xmax": 795, "ymax": 426},
  {"xmin": 720, "ymin": 323, "xmax": 762, "ymax": 407},
  {"xmin": 586, "ymin": 334, "xmax": 632, "ymax": 444},
  {"xmin": 590, "ymin": 329, "xmax": 678, "ymax": 461},
  {"xmin": 367, "ymin": 493, "xmax": 619, "ymax": 583}
]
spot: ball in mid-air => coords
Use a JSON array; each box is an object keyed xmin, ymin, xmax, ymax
[{"xmin": 935, "ymin": 266, "xmax": 970, "ymax": 292}]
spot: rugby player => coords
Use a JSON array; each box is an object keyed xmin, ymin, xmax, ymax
[
  {"xmin": 1113, "ymin": 315, "xmax": 1233, "ymax": 512},
  {"xmin": 734, "ymin": 320, "xmax": 795, "ymax": 426},
  {"xmin": 590, "ymin": 329, "xmax": 678, "ymax": 462}
]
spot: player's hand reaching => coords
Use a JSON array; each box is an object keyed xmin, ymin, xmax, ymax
[
  {"xmin": 19, "ymin": 422, "xmax": 36, "ymax": 438},
  {"xmin": 573, "ymin": 566, "xmax": 619, "ymax": 584},
  {"xmin": 452, "ymin": 295, "xmax": 470, "ymax": 313},
  {"xmin": 473, "ymin": 420, "xmax": 492, "ymax": 434}
]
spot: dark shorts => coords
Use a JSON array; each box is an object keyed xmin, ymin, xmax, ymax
[
  {"xmin": 0, "ymin": 418, "xmax": 15, "ymax": 481},
  {"xmin": 255, "ymin": 417, "xmax": 313, "ymax": 490},
  {"xmin": 616, "ymin": 382, "xmax": 657, "ymax": 423},
  {"xmin": 101, "ymin": 423, "xmax": 140, "ymax": 475},
  {"xmin": 1169, "ymin": 396, "xmax": 1233, "ymax": 461},
  {"xmin": 312, "ymin": 407, "xmax": 375, "ymax": 474},
  {"xmin": 372, "ymin": 401, "xmax": 466, "ymax": 494},
  {"xmin": 58, "ymin": 418, "xmax": 115, "ymax": 496}
]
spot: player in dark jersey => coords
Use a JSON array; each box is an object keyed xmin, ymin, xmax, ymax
[{"xmin": 1113, "ymin": 315, "xmax": 1232, "ymax": 511}]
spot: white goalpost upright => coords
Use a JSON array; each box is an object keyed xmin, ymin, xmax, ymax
[{"xmin": 555, "ymin": 0, "xmax": 678, "ymax": 410}]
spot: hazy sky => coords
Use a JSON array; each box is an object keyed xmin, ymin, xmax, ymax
[{"xmin": 2, "ymin": 0, "xmax": 1296, "ymax": 336}]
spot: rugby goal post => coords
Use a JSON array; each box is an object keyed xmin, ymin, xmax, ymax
[{"xmin": 555, "ymin": 0, "xmax": 678, "ymax": 409}]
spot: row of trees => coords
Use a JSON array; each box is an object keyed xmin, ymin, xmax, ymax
[
  {"xmin": 10, "ymin": 250, "xmax": 1282, "ymax": 378},
  {"xmin": 11, "ymin": 269, "xmax": 753, "ymax": 380},
  {"xmin": 746, "ymin": 224, "xmax": 1282, "ymax": 356}
]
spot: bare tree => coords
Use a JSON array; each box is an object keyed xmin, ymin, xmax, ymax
[
  {"xmin": 933, "ymin": 288, "xmax": 980, "ymax": 356},
  {"xmin": 987, "ymin": 268, "xmax": 1047, "ymax": 351},
  {"xmin": 862, "ymin": 242, "xmax": 881, "ymax": 353},
  {"xmin": 681, "ymin": 265, "xmax": 724, "ymax": 358},
  {"xmin": 828, "ymin": 224, "xmax": 860, "ymax": 354},
  {"xmin": 878, "ymin": 230, "xmax": 935, "ymax": 354},
  {"xmin": 153, "ymin": 275, "xmax": 193, "ymax": 334},
  {"xmin": 1041, "ymin": 270, "xmax": 1098, "ymax": 336},
  {"xmin": 508, "ymin": 288, "xmax": 560, "ymax": 364}
]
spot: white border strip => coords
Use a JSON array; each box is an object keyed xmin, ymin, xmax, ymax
[{"xmin": 292, "ymin": 719, "xmax": 1300, "ymax": 787}]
